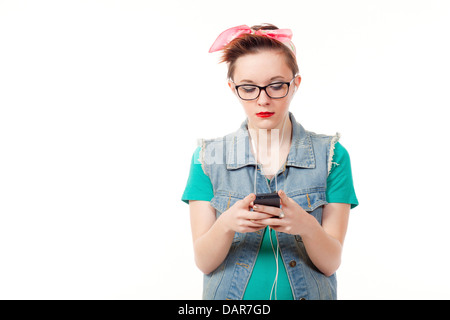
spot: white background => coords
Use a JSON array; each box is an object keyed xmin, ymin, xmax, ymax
[{"xmin": 1, "ymin": 0, "xmax": 449, "ymax": 299}]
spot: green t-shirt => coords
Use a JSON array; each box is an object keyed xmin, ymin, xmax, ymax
[{"xmin": 182, "ymin": 142, "xmax": 358, "ymax": 299}]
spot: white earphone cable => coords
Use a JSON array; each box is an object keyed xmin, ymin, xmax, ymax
[
  {"xmin": 269, "ymin": 229, "xmax": 279, "ymax": 300},
  {"xmin": 249, "ymin": 113, "xmax": 289, "ymax": 300}
]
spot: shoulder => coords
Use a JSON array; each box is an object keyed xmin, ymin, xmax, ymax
[
  {"xmin": 199, "ymin": 125, "xmax": 247, "ymax": 165},
  {"xmin": 332, "ymin": 142, "xmax": 350, "ymax": 160},
  {"xmin": 301, "ymin": 128, "xmax": 341, "ymax": 174},
  {"xmin": 328, "ymin": 141, "xmax": 353, "ymax": 175},
  {"xmin": 305, "ymin": 130, "xmax": 341, "ymax": 159},
  {"xmin": 192, "ymin": 146, "xmax": 202, "ymax": 164},
  {"xmin": 307, "ymin": 130, "xmax": 340, "ymax": 144}
]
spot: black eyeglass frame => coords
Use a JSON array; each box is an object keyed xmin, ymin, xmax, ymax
[{"xmin": 232, "ymin": 78, "xmax": 296, "ymax": 101}]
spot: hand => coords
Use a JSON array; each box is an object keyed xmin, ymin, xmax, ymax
[
  {"xmin": 218, "ymin": 193, "xmax": 274, "ymax": 234},
  {"xmin": 252, "ymin": 190, "xmax": 316, "ymax": 236}
]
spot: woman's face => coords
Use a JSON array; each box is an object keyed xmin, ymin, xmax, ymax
[{"xmin": 229, "ymin": 50, "xmax": 301, "ymax": 131}]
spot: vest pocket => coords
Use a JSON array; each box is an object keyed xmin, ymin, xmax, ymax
[
  {"xmin": 210, "ymin": 191, "xmax": 247, "ymax": 213},
  {"xmin": 210, "ymin": 191, "xmax": 246, "ymax": 243},
  {"xmin": 287, "ymin": 188, "xmax": 327, "ymax": 212}
]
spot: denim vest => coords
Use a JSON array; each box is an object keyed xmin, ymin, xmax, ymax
[{"xmin": 199, "ymin": 112, "xmax": 339, "ymax": 300}]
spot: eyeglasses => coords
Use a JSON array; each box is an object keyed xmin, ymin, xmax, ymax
[{"xmin": 232, "ymin": 78, "xmax": 296, "ymax": 101}]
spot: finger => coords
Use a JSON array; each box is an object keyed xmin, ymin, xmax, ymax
[
  {"xmin": 278, "ymin": 190, "xmax": 294, "ymax": 209},
  {"xmin": 240, "ymin": 193, "xmax": 256, "ymax": 207},
  {"xmin": 243, "ymin": 219, "xmax": 267, "ymax": 231},
  {"xmin": 278, "ymin": 190, "xmax": 290, "ymax": 204},
  {"xmin": 247, "ymin": 211, "xmax": 275, "ymax": 220},
  {"xmin": 259, "ymin": 217, "xmax": 283, "ymax": 228},
  {"xmin": 248, "ymin": 220, "xmax": 267, "ymax": 228},
  {"xmin": 252, "ymin": 204, "xmax": 281, "ymax": 217}
]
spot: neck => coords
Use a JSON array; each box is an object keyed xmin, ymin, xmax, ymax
[
  {"xmin": 248, "ymin": 116, "xmax": 291, "ymax": 150},
  {"xmin": 248, "ymin": 116, "xmax": 292, "ymax": 170}
]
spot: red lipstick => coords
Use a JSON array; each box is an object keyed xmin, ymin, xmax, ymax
[{"xmin": 256, "ymin": 112, "xmax": 275, "ymax": 118}]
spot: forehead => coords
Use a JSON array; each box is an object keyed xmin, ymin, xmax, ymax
[{"xmin": 233, "ymin": 50, "xmax": 292, "ymax": 83}]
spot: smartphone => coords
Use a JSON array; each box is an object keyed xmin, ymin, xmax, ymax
[{"xmin": 254, "ymin": 192, "xmax": 280, "ymax": 208}]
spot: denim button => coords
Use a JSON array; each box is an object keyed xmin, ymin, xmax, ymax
[
  {"xmin": 300, "ymin": 297, "xmax": 306, "ymax": 300},
  {"xmin": 289, "ymin": 260, "xmax": 296, "ymax": 267}
]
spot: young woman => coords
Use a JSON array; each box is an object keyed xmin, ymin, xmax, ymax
[{"xmin": 182, "ymin": 24, "xmax": 358, "ymax": 300}]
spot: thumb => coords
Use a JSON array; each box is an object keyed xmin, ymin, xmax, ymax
[
  {"xmin": 278, "ymin": 190, "xmax": 289, "ymax": 204},
  {"xmin": 241, "ymin": 193, "xmax": 256, "ymax": 206}
]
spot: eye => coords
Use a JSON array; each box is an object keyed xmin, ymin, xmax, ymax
[
  {"xmin": 240, "ymin": 86, "xmax": 257, "ymax": 93},
  {"xmin": 269, "ymin": 83, "xmax": 285, "ymax": 91}
]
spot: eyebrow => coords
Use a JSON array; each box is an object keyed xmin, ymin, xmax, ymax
[{"xmin": 238, "ymin": 76, "xmax": 287, "ymax": 85}]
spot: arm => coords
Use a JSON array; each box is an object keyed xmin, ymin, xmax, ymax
[
  {"xmin": 189, "ymin": 194, "xmax": 270, "ymax": 274},
  {"xmin": 254, "ymin": 190, "xmax": 350, "ymax": 277},
  {"xmin": 301, "ymin": 202, "xmax": 350, "ymax": 276},
  {"xmin": 189, "ymin": 200, "xmax": 234, "ymax": 275}
]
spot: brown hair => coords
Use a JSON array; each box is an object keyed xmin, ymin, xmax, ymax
[{"xmin": 220, "ymin": 24, "xmax": 299, "ymax": 80}]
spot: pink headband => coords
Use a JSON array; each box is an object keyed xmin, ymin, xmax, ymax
[{"xmin": 209, "ymin": 24, "xmax": 296, "ymax": 54}]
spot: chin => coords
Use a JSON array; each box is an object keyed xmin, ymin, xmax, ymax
[{"xmin": 250, "ymin": 118, "xmax": 277, "ymax": 130}]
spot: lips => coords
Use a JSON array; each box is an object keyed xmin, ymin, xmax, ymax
[{"xmin": 256, "ymin": 112, "xmax": 275, "ymax": 118}]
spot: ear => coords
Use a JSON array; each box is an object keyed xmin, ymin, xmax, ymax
[
  {"xmin": 294, "ymin": 75, "xmax": 301, "ymax": 91},
  {"xmin": 228, "ymin": 79, "xmax": 234, "ymax": 89},
  {"xmin": 228, "ymin": 79, "xmax": 237, "ymax": 95}
]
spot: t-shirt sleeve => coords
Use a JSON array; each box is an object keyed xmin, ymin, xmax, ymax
[
  {"xmin": 326, "ymin": 142, "xmax": 359, "ymax": 209},
  {"xmin": 181, "ymin": 147, "xmax": 214, "ymax": 204}
]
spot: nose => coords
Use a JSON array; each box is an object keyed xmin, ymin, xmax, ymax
[{"xmin": 257, "ymin": 88, "xmax": 271, "ymax": 106}]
